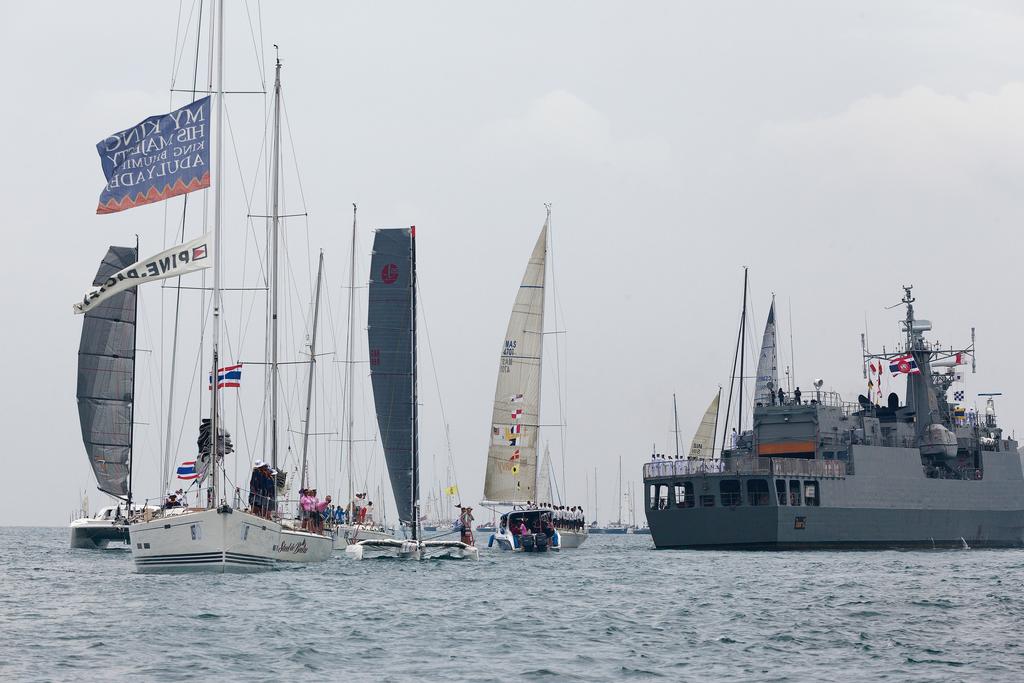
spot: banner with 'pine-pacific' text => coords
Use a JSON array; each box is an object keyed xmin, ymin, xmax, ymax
[{"xmin": 73, "ymin": 233, "xmax": 212, "ymax": 314}]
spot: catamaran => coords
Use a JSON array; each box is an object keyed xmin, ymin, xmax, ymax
[
  {"xmin": 482, "ymin": 209, "xmax": 587, "ymax": 551},
  {"xmin": 345, "ymin": 227, "xmax": 477, "ymax": 561}
]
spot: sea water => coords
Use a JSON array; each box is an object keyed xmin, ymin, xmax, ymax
[{"xmin": 2, "ymin": 527, "xmax": 1023, "ymax": 681}]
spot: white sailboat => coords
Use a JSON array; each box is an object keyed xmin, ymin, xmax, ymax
[
  {"xmin": 261, "ymin": 58, "xmax": 330, "ymax": 564},
  {"xmin": 128, "ymin": 0, "xmax": 282, "ymax": 572},
  {"xmin": 345, "ymin": 227, "xmax": 477, "ymax": 560},
  {"xmin": 688, "ymin": 389, "xmax": 721, "ymax": 460},
  {"xmin": 483, "ymin": 209, "xmax": 586, "ymax": 551}
]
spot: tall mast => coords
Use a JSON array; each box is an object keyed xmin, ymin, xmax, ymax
[
  {"xmin": 207, "ymin": 0, "xmax": 225, "ymax": 508},
  {"xmin": 535, "ymin": 204, "xmax": 551, "ymax": 505},
  {"xmin": 344, "ymin": 205, "xmax": 357, "ymax": 512},
  {"xmin": 738, "ymin": 267, "xmax": 748, "ymax": 434},
  {"xmin": 617, "ymin": 455, "xmax": 622, "ymax": 526},
  {"xmin": 300, "ymin": 251, "xmax": 324, "ymax": 489},
  {"xmin": 710, "ymin": 386, "xmax": 721, "ymax": 457},
  {"xmin": 127, "ymin": 235, "xmax": 139, "ymax": 508},
  {"xmin": 269, "ymin": 52, "xmax": 283, "ymax": 471},
  {"xmin": 672, "ymin": 393, "xmax": 680, "ymax": 459},
  {"xmin": 410, "ymin": 226, "xmax": 419, "ymax": 542}
]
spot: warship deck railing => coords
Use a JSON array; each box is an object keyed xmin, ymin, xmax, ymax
[{"xmin": 644, "ymin": 457, "xmax": 847, "ymax": 480}]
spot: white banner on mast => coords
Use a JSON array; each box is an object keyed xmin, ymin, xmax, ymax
[{"xmin": 73, "ymin": 233, "xmax": 212, "ymax": 314}]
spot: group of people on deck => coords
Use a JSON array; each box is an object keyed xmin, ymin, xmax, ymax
[
  {"xmin": 552, "ymin": 506, "xmax": 585, "ymax": 531},
  {"xmin": 248, "ymin": 460, "xmax": 278, "ymax": 519},
  {"xmin": 298, "ymin": 488, "xmax": 331, "ymax": 532}
]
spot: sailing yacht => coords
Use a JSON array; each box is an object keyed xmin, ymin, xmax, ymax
[
  {"xmin": 260, "ymin": 58, "xmax": 331, "ymax": 565},
  {"xmin": 345, "ymin": 227, "xmax": 477, "ymax": 560},
  {"xmin": 482, "ymin": 210, "xmax": 587, "ymax": 552},
  {"xmin": 70, "ymin": 245, "xmax": 138, "ymax": 549},
  {"xmin": 128, "ymin": 0, "xmax": 282, "ymax": 572},
  {"xmin": 331, "ymin": 206, "xmax": 397, "ymax": 550}
]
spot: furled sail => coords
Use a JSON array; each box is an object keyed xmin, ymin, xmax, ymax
[
  {"xmin": 688, "ymin": 390, "xmax": 720, "ymax": 459},
  {"xmin": 367, "ymin": 228, "xmax": 417, "ymax": 524},
  {"xmin": 754, "ymin": 300, "xmax": 778, "ymax": 406},
  {"xmin": 76, "ymin": 245, "xmax": 138, "ymax": 497},
  {"xmin": 484, "ymin": 224, "xmax": 546, "ymax": 502}
]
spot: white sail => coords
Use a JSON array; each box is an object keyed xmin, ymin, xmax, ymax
[
  {"xmin": 754, "ymin": 300, "xmax": 778, "ymax": 406},
  {"xmin": 688, "ymin": 391, "xmax": 720, "ymax": 459},
  {"xmin": 484, "ymin": 223, "xmax": 547, "ymax": 503},
  {"xmin": 536, "ymin": 443, "xmax": 553, "ymax": 505}
]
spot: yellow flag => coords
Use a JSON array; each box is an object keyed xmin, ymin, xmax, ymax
[
  {"xmin": 444, "ymin": 485, "xmax": 458, "ymax": 496},
  {"xmin": 511, "ymin": 464, "xmax": 520, "ymax": 475}
]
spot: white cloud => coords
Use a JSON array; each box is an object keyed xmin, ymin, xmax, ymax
[
  {"xmin": 477, "ymin": 90, "xmax": 669, "ymax": 165},
  {"xmin": 759, "ymin": 83, "xmax": 1024, "ymax": 194}
]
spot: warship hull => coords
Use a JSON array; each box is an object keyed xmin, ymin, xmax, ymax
[{"xmin": 645, "ymin": 445, "xmax": 1024, "ymax": 549}]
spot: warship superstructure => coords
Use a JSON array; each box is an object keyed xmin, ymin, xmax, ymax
[{"xmin": 644, "ymin": 287, "xmax": 1023, "ymax": 548}]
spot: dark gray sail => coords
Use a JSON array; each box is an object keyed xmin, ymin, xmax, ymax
[
  {"xmin": 367, "ymin": 228, "xmax": 417, "ymax": 525},
  {"xmin": 77, "ymin": 245, "xmax": 138, "ymax": 498}
]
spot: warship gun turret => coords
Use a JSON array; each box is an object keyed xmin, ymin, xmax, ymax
[{"xmin": 644, "ymin": 287, "xmax": 1023, "ymax": 548}]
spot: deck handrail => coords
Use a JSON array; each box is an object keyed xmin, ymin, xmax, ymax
[{"xmin": 643, "ymin": 457, "xmax": 847, "ymax": 480}]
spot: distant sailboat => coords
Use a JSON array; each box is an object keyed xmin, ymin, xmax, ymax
[
  {"xmin": 754, "ymin": 298, "xmax": 778, "ymax": 407},
  {"xmin": 688, "ymin": 390, "xmax": 721, "ymax": 460},
  {"xmin": 482, "ymin": 211, "xmax": 587, "ymax": 551},
  {"xmin": 346, "ymin": 227, "xmax": 477, "ymax": 560},
  {"xmin": 70, "ymin": 245, "xmax": 145, "ymax": 549}
]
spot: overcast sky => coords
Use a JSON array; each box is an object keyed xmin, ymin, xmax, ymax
[{"xmin": 2, "ymin": 1, "xmax": 1022, "ymax": 526}]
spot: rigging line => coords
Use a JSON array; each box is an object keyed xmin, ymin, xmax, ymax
[
  {"xmin": 546, "ymin": 207, "xmax": 569, "ymax": 499},
  {"xmin": 169, "ymin": 0, "xmax": 197, "ymax": 88},
  {"xmin": 162, "ymin": 0, "xmax": 206, "ymax": 498},
  {"xmin": 415, "ymin": 281, "xmax": 462, "ymax": 498},
  {"xmin": 242, "ymin": 0, "xmax": 266, "ymax": 87},
  {"xmin": 279, "ymin": 94, "xmax": 314, "ymax": 288}
]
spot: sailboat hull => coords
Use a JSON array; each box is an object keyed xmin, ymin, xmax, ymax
[
  {"xmin": 555, "ymin": 529, "xmax": 588, "ymax": 548},
  {"xmin": 331, "ymin": 524, "xmax": 395, "ymax": 550},
  {"xmin": 129, "ymin": 507, "xmax": 280, "ymax": 573},
  {"xmin": 345, "ymin": 539, "xmax": 479, "ymax": 560},
  {"xmin": 276, "ymin": 526, "xmax": 333, "ymax": 563}
]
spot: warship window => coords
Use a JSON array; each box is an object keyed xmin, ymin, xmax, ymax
[
  {"xmin": 720, "ymin": 480, "xmax": 742, "ymax": 507},
  {"xmin": 803, "ymin": 482, "xmax": 820, "ymax": 506},
  {"xmin": 674, "ymin": 483, "xmax": 695, "ymax": 508},
  {"xmin": 748, "ymin": 479, "xmax": 770, "ymax": 506},
  {"xmin": 789, "ymin": 480, "xmax": 802, "ymax": 506},
  {"xmin": 776, "ymin": 480, "xmax": 787, "ymax": 505},
  {"xmin": 651, "ymin": 484, "xmax": 669, "ymax": 510},
  {"xmin": 700, "ymin": 495, "xmax": 715, "ymax": 507}
]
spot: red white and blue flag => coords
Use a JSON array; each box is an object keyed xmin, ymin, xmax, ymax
[
  {"xmin": 889, "ymin": 354, "xmax": 920, "ymax": 376},
  {"xmin": 176, "ymin": 460, "xmax": 198, "ymax": 480},
  {"xmin": 208, "ymin": 363, "xmax": 242, "ymax": 390}
]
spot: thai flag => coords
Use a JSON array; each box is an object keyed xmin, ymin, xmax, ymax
[
  {"xmin": 208, "ymin": 363, "xmax": 242, "ymax": 389},
  {"xmin": 176, "ymin": 460, "xmax": 198, "ymax": 480},
  {"xmin": 889, "ymin": 354, "xmax": 920, "ymax": 376}
]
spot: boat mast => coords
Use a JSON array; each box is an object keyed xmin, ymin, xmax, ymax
[
  {"xmin": 344, "ymin": 204, "xmax": 357, "ymax": 515},
  {"xmin": 269, "ymin": 52, "xmax": 283, "ymax": 472},
  {"xmin": 300, "ymin": 251, "xmax": 324, "ymax": 489},
  {"xmin": 617, "ymin": 455, "xmax": 622, "ymax": 527},
  {"xmin": 410, "ymin": 226, "xmax": 419, "ymax": 542},
  {"xmin": 738, "ymin": 267, "xmax": 748, "ymax": 434},
  {"xmin": 207, "ymin": 0, "xmax": 225, "ymax": 508},
  {"xmin": 127, "ymin": 235, "xmax": 139, "ymax": 508},
  {"xmin": 710, "ymin": 386, "xmax": 721, "ymax": 457},
  {"xmin": 672, "ymin": 393, "xmax": 681, "ymax": 459}
]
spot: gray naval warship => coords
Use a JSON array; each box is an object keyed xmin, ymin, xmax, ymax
[{"xmin": 644, "ymin": 287, "xmax": 1023, "ymax": 549}]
